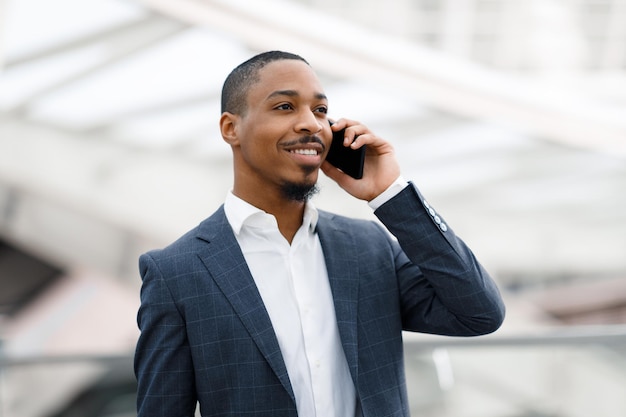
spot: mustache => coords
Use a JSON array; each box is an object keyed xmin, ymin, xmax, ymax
[{"xmin": 283, "ymin": 135, "xmax": 325, "ymax": 149}]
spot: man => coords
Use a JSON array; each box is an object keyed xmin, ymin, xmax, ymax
[{"xmin": 134, "ymin": 50, "xmax": 505, "ymax": 417}]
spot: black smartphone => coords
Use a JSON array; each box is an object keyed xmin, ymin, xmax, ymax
[{"xmin": 326, "ymin": 123, "xmax": 366, "ymax": 179}]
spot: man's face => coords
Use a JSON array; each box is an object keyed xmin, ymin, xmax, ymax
[{"xmin": 231, "ymin": 59, "xmax": 332, "ymax": 199}]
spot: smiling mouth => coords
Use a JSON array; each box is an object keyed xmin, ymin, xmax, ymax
[
  {"xmin": 290, "ymin": 149, "xmax": 319, "ymax": 156},
  {"xmin": 283, "ymin": 135, "xmax": 325, "ymax": 157}
]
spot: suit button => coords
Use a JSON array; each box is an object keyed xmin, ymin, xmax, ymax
[
  {"xmin": 428, "ymin": 208, "xmax": 436, "ymax": 217},
  {"xmin": 423, "ymin": 200, "xmax": 430, "ymax": 209},
  {"xmin": 440, "ymin": 223, "xmax": 448, "ymax": 232},
  {"xmin": 434, "ymin": 215, "xmax": 441, "ymax": 224}
]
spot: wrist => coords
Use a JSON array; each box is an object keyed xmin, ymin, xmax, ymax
[{"xmin": 368, "ymin": 176, "xmax": 409, "ymax": 210}]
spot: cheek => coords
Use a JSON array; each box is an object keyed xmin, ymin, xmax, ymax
[
  {"xmin": 239, "ymin": 136, "xmax": 275, "ymax": 167},
  {"xmin": 242, "ymin": 126, "xmax": 281, "ymax": 155},
  {"xmin": 236, "ymin": 116, "xmax": 287, "ymax": 163}
]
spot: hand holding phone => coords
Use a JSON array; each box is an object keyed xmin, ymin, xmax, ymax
[{"xmin": 325, "ymin": 123, "xmax": 366, "ymax": 179}]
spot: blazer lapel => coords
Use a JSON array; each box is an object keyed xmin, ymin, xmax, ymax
[
  {"xmin": 316, "ymin": 212, "xmax": 360, "ymax": 383},
  {"xmin": 195, "ymin": 207, "xmax": 295, "ymax": 403}
]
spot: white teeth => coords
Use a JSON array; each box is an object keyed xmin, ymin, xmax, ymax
[{"xmin": 291, "ymin": 149, "xmax": 318, "ymax": 155}]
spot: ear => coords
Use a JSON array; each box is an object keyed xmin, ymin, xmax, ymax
[{"xmin": 220, "ymin": 112, "xmax": 240, "ymax": 146}]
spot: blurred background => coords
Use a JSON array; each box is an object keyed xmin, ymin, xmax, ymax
[{"xmin": 1, "ymin": 0, "xmax": 626, "ymax": 416}]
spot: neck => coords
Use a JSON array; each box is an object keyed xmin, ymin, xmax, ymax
[
  {"xmin": 272, "ymin": 201, "xmax": 307, "ymax": 244},
  {"xmin": 232, "ymin": 187, "xmax": 307, "ymax": 244}
]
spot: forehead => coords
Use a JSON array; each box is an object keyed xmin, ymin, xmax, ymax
[{"xmin": 250, "ymin": 59, "xmax": 325, "ymax": 101}]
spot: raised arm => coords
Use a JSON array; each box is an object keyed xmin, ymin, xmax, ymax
[{"xmin": 376, "ymin": 183, "xmax": 505, "ymax": 336}]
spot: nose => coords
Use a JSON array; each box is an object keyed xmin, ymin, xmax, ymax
[{"xmin": 295, "ymin": 109, "xmax": 323, "ymax": 134}]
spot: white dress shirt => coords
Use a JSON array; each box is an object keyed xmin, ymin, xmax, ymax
[
  {"xmin": 222, "ymin": 177, "xmax": 407, "ymax": 417},
  {"xmin": 224, "ymin": 192, "xmax": 356, "ymax": 417}
]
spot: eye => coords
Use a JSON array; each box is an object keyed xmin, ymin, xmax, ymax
[
  {"xmin": 314, "ymin": 106, "xmax": 328, "ymax": 114},
  {"xmin": 275, "ymin": 103, "xmax": 293, "ymax": 110}
]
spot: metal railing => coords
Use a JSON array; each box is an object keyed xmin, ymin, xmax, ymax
[{"xmin": 403, "ymin": 324, "xmax": 626, "ymax": 350}]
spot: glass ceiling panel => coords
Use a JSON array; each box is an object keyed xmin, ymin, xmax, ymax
[
  {"xmin": 24, "ymin": 29, "xmax": 249, "ymax": 128},
  {"xmin": 4, "ymin": 0, "xmax": 145, "ymax": 60},
  {"xmin": 0, "ymin": 46, "xmax": 106, "ymax": 109}
]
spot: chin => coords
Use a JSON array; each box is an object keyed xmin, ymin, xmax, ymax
[{"xmin": 280, "ymin": 181, "xmax": 319, "ymax": 202}]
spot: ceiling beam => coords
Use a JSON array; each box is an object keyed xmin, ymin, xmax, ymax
[
  {"xmin": 6, "ymin": 15, "xmax": 187, "ymax": 115},
  {"xmin": 4, "ymin": 14, "xmax": 170, "ymax": 69}
]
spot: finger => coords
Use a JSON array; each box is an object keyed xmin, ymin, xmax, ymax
[
  {"xmin": 331, "ymin": 118, "xmax": 364, "ymax": 137},
  {"xmin": 343, "ymin": 122, "xmax": 372, "ymax": 147},
  {"xmin": 348, "ymin": 132, "xmax": 373, "ymax": 149},
  {"xmin": 329, "ymin": 118, "xmax": 348, "ymax": 132}
]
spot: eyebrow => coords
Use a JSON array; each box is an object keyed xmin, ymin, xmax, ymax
[{"xmin": 266, "ymin": 90, "xmax": 327, "ymax": 101}]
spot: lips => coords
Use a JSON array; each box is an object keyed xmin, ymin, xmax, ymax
[{"xmin": 282, "ymin": 136, "xmax": 326, "ymax": 158}]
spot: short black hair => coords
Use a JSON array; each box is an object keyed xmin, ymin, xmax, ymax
[{"xmin": 221, "ymin": 51, "xmax": 309, "ymax": 115}]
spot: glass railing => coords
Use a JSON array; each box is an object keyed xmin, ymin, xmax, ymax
[
  {"xmin": 0, "ymin": 353, "xmax": 136, "ymax": 417},
  {"xmin": 404, "ymin": 325, "xmax": 626, "ymax": 417},
  {"xmin": 1, "ymin": 325, "xmax": 625, "ymax": 417}
]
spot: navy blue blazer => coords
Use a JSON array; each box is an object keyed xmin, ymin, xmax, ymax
[{"xmin": 135, "ymin": 183, "xmax": 505, "ymax": 416}]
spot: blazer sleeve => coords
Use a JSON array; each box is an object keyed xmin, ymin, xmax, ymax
[
  {"xmin": 134, "ymin": 252, "xmax": 197, "ymax": 417},
  {"xmin": 374, "ymin": 182, "xmax": 506, "ymax": 336}
]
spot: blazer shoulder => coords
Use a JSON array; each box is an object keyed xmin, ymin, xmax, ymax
[{"xmin": 142, "ymin": 205, "xmax": 228, "ymax": 261}]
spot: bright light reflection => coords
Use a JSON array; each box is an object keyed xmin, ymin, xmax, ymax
[
  {"xmin": 3, "ymin": 0, "xmax": 144, "ymax": 59},
  {"xmin": 27, "ymin": 29, "xmax": 249, "ymax": 127},
  {"xmin": 0, "ymin": 47, "xmax": 107, "ymax": 109}
]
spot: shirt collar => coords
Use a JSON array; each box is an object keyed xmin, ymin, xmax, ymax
[{"xmin": 224, "ymin": 191, "xmax": 319, "ymax": 236}]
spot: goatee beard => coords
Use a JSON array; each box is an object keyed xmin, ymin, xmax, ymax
[{"xmin": 280, "ymin": 181, "xmax": 319, "ymax": 202}]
